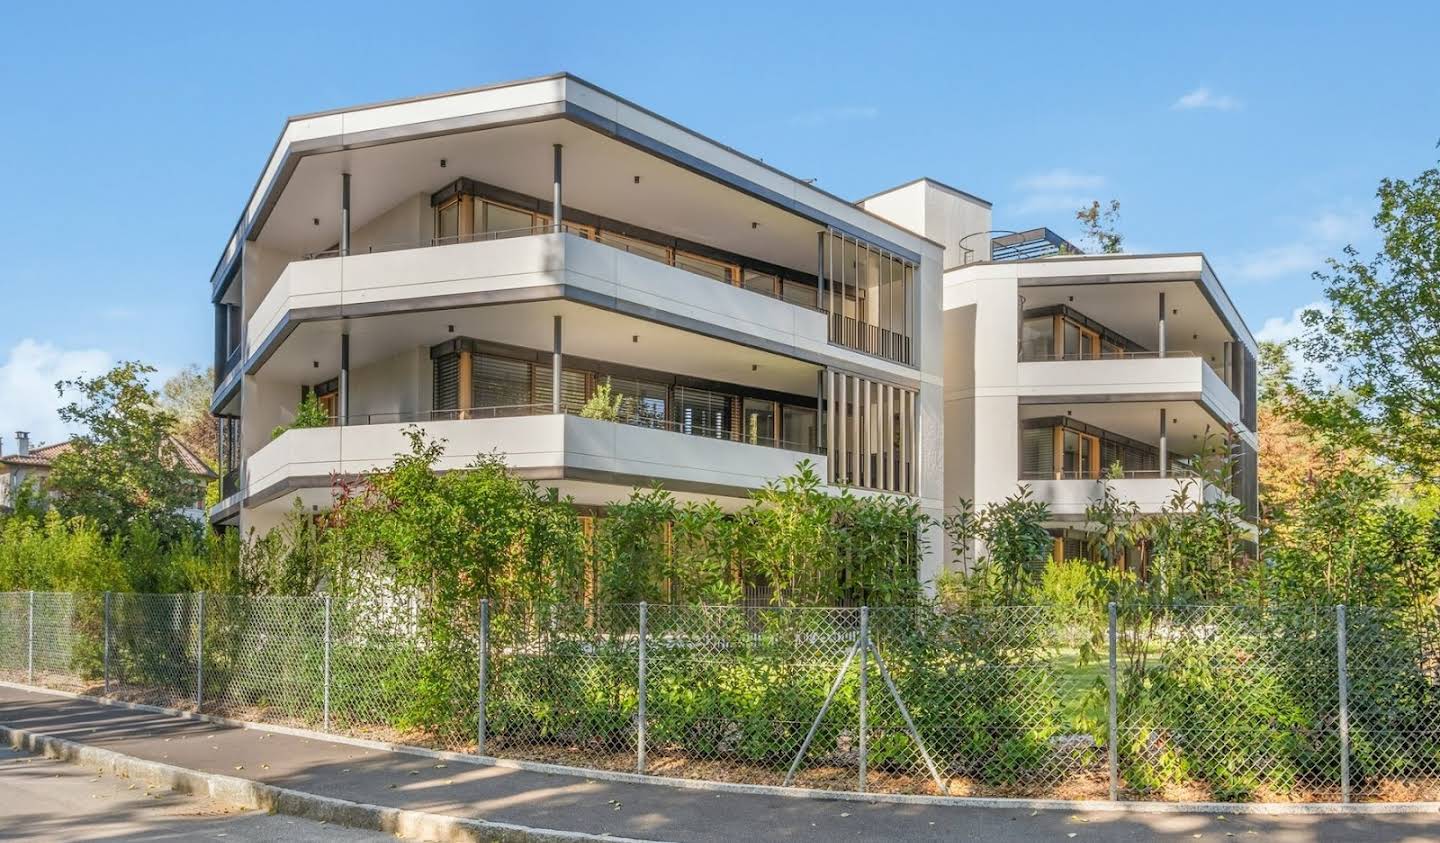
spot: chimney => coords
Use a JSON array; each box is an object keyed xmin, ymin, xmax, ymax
[{"xmin": 15, "ymin": 432, "xmax": 29, "ymax": 457}]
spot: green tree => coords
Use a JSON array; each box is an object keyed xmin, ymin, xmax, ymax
[
  {"xmin": 1076, "ymin": 199, "xmax": 1123, "ymax": 254},
  {"xmin": 49, "ymin": 361, "xmax": 202, "ymax": 541},
  {"xmin": 159, "ymin": 364, "xmax": 217, "ymax": 466},
  {"xmin": 1295, "ymin": 158, "xmax": 1440, "ymax": 481}
]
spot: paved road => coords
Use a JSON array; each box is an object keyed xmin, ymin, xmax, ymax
[
  {"xmin": 0, "ymin": 745, "xmax": 395, "ymax": 841},
  {"xmin": 1, "ymin": 686, "xmax": 1437, "ymax": 842}
]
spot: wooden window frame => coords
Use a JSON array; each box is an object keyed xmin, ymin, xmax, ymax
[{"xmin": 1054, "ymin": 427, "xmax": 1101, "ymax": 479}]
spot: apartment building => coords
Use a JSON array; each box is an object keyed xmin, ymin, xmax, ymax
[
  {"xmin": 862, "ymin": 180, "xmax": 1259, "ymax": 565},
  {"xmin": 207, "ymin": 74, "xmax": 947, "ymax": 580},
  {"xmin": 208, "ymin": 75, "xmax": 1256, "ymax": 584}
]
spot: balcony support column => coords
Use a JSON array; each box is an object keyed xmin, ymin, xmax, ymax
[
  {"xmin": 341, "ymin": 173, "xmax": 351, "ymax": 257},
  {"xmin": 552, "ymin": 144, "xmax": 563, "ymax": 228},
  {"xmin": 340, "ymin": 332, "xmax": 350, "ymax": 426},
  {"xmin": 552, "ymin": 315, "xmax": 563, "ymax": 414},
  {"xmin": 1157, "ymin": 292, "xmax": 1166, "ymax": 358},
  {"xmin": 1158, "ymin": 408, "xmax": 1168, "ymax": 479}
]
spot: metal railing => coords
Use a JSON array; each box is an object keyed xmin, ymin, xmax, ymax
[
  {"xmin": 298, "ymin": 221, "xmax": 821, "ymax": 313},
  {"xmin": 286, "ymin": 403, "xmax": 823, "ymax": 455},
  {"xmin": 1019, "ymin": 349, "xmax": 1201, "ymax": 363},
  {"xmin": 6, "ymin": 593, "xmax": 1438, "ymax": 803},
  {"xmin": 1020, "ymin": 468, "xmax": 1200, "ymax": 481}
]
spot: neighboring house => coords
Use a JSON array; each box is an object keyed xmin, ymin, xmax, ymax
[
  {"xmin": 206, "ymin": 74, "xmax": 1257, "ymax": 584},
  {"xmin": 0, "ymin": 431, "xmax": 218, "ymax": 521}
]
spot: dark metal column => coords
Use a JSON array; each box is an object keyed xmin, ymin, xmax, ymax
[
  {"xmin": 340, "ymin": 332, "xmax": 350, "ymax": 426},
  {"xmin": 341, "ymin": 173, "xmax": 351, "ymax": 257},
  {"xmin": 1158, "ymin": 408, "xmax": 1168, "ymax": 479},
  {"xmin": 552, "ymin": 145, "xmax": 563, "ymax": 228},
  {"xmin": 552, "ymin": 315, "xmax": 563, "ymax": 414},
  {"xmin": 1157, "ymin": 292, "xmax": 1167, "ymax": 358}
]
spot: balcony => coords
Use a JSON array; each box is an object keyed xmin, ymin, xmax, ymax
[
  {"xmin": 244, "ymin": 408, "xmax": 824, "ymax": 509},
  {"xmin": 1016, "ymin": 352, "xmax": 1241, "ymax": 426},
  {"xmin": 1022, "ymin": 473, "xmax": 1231, "ymax": 517},
  {"xmin": 244, "ymin": 229, "xmax": 861, "ymax": 375}
]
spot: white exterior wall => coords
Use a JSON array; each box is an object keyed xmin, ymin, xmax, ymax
[
  {"xmin": 348, "ymin": 346, "xmax": 433, "ymax": 422},
  {"xmin": 935, "ymin": 256, "xmax": 1257, "ymax": 559},
  {"xmin": 860, "ymin": 180, "xmax": 993, "ymax": 269},
  {"xmin": 218, "ymin": 75, "xmax": 950, "ymax": 582}
]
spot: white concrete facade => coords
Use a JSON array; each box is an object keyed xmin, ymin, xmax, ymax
[
  {"xmin": 209, "ymin": 73, "xmax": 1257, "ymax": 586},
  {"xmin": 209, "ymin": 73, "xmax": 946, "ymax": 585}
]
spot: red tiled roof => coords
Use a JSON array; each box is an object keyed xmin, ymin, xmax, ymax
[{"xmin": 0, "ymin": 436, "xmax": 217, "ymax": 480}]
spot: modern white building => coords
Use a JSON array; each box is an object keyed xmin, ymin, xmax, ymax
[
  {"xmin": 208, "ymin": 75, "xmax": 1256, "ymax": 584},
  {"xmin": 861, "ymin": 179, "xmax": 1258, "ymax": 564},
  {"xmin": 208, "ymin": 74, "xmax": 946, "ymax": 579}
]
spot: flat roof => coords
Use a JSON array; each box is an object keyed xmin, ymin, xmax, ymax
[{"xmin": 854, "ymin": 176, "xmax": 993, "ymax": 209}]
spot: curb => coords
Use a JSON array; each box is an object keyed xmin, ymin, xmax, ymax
[
  {"xmin": 0, "ymin": 722, "xmax": 672, "ymax": 843},
  {"xmin": 5, "ymin": 682, "xmax": 1440, "ymax": 817}
]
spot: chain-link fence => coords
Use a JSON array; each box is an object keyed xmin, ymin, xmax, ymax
[{"xmin": 3, "ymin": 591, "xmax": 1440, "ymax": 803}]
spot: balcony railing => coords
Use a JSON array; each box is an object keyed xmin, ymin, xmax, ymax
[
  {"xmin": 299, "ymin": 222, "xmax": 820, "ymax": 312},
  {"xmin": 829, "ymin": 315, "xmax": 912, "ymax": 366},
  {"xmin": 220, "ymin": 468, "xmax": 241, "ymax": 499},
  {"xmin": 303, "ymin": 402, "xmax": 822, "ymax": 455},
  {"xmin": 1019, "ymin": 349, "xmax": 1201, "ymax": 363},
  {"xmin": 1020, "ymin": 468, "xmax": 1199, "ymax": 481}
]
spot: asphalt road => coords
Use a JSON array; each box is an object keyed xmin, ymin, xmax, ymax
[{"xmin": 0, "ymin": 746, "xmax": 397, "ymax": 842}]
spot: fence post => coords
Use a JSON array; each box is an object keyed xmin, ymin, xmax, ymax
[
  {"xmin": 1107, "ymin": 602, "xmax": 1119, "ymax": 801},
  {"xmin": 636, "ymin": 601, "xmax": 648, "ymax": 774},
  {"xmin": 195, "ymin": 592, "xmax": 205, "ymax": 711},
  {"xmin": 858, "ymin": 605, "xmax": 869, "ymax": 793},
  {"xmin": 477, "ymin": 598, "xmax": 489, "ymax": 755},
  {"xmin": 26, "ymin": 591, "xmax": 34, "ymax": 685},
  {"xmin": 103, "ymin": 591, "xmax": 111, "ymax": 696},
  {"xmin": 1337, "ymin": 604, "xmax": 1351, "ymax": 803},
  {"xmin": 322, "ymin": 594, "xmax": 332, "ymax": 732}
]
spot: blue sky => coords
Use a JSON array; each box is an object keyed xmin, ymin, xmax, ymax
[{"xmin": 1, "ymin": 0, "xmax": 1437, "ymax": 444}]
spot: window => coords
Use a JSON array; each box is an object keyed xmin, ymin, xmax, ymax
[
  {"xmin": 675, "ymin": 251, "xmax": 735, "ymax": 284},
  {"xmin": 782, "ymin": 405, "xmax": 818, "ymax": 452},
  {"xmin": 480, "ymin": 201, "xmax": 534, "ymax": 236},
  {"xmin": 743, "ymin": 269, "xmax": 778, "ymax": 296},
  {"xmin": 1059, "ymin": 429, "xmax": 1100, "ymax": 478},
  {"xmin": 1021, "ymin": 316, "xmax": 1054, "ymax": 360},
  {"xmin": 1062, "ymin": 321, "xmax": 1100, "ymax": 360},
  {"xmin": 534, "ymin": 364, "xmax": 589, "ymax": 414},
  {"xmin": 599, "ymin": 230, "xmax": 671, "ymax": 264},
  {"xmin": 781, "ymin": 278, "xmax": 819, "ymax": 308},
  {"xmin": 474, "ymin": 355, "xmax": 533, "ymax": 410},
  {"xmin": 674, "ymin": 386, "xmax": 732, "ymax": 439},
  {"xmin": 435, "ymin": 199, "xmax": 460, "ymax": 244},
  {"xmin": 604, "ymin": 375, "xmax": 669, "ymax": 426},
  {"xmin": 742, "ymin": 398, "xmax": 777, "ymax": 446},
  {"xmin": 1021, "ymin": 427, "xmax": 1055, "ymax": 478}
]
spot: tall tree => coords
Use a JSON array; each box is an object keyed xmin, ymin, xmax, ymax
[
  {"xmin": 1296, "ymin": 158, "xmax": 1440, "ymax": 481},
  {"xmin": 1076, "ymin": 199, "xmax": 1124, "ymax": 254},
  {"xmin": 49, "ymin": 361, "xmax": 201, "ymax": 540},
  {"xmin": 159, "ymin": 364, "xmax": 217, "ymax": 466}
]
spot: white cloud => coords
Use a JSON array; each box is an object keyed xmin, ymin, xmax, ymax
[
  {"xmin": 1256, "ymin": 302, "xmax": 1335, "ymax": 385},
  {"xmin": 1172, "ymin": 87, "xmax": 1242, "ymax": 111},
  {"xmin": 1012, "ymin": 169, "xmax": 1106, "ymax": 217},
  {"xmin": 788, "ymin": 105, "xmax": 879, "ymax": 127},
  {"xmin": 1257, "ymin": 301, "xmax": 1327, "ymax": 344},
  {"xmin": 0, "ymin": 339, "xmax": 113, "ymax": 449},
  {"xmin": 1231, "ymin": 210, "xmax": 1370, "ymax": 283},
  {"xmin": 1017, "ymin": 168, "xmax": 1105, "ymax": 193}
]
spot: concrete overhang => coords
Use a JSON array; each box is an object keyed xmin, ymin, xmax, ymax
[{"xmin": 209, "ymin": 74, "xmax": 941, "ymax": 289}]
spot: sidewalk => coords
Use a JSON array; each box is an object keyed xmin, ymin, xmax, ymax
[{"xmin": 0, "ymin": 685, "xmax": 1432, "ymax": 842}]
